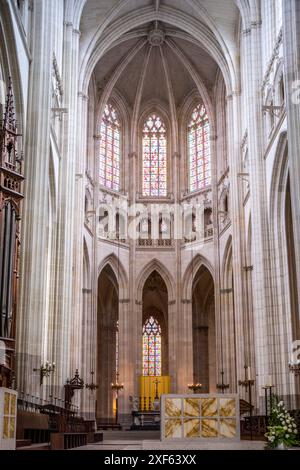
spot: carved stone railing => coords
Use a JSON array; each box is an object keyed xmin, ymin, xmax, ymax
[{"xmin": 137, "ymin": 238, "xmax": 174, "ymax": 247}]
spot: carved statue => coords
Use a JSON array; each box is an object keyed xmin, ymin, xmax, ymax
[{"xmin": 129, "ymin": 395, "xmax": 139, "ymax": 411}]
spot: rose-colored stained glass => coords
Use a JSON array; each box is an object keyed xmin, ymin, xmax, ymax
[
  {"xmin": 142, "ymin": 114, "xmax": 167, "ymax": 197},
  {"xmin": 100, "ymin": 104, "xmax": 120, "ymax": 191},
  {"xmin": 188, "ymin": 104, "xmax": 211, "ymax": 192},
  {"xmin": 142, "ymin": 316, "xmax": 161, "ymax": 376}
]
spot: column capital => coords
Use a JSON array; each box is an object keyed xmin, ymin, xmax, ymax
[
  {"xmin": 129, "ymin": 152, "xmax": 138, "ymax": 159},
  {"xmin": 242, "ymin": 27, "xmax": 251, "ymax": 36},
  {"xmin": 181, "ymin": 298, "xmax": 192, "ymax": 304},
  {"xmin": 78, "ymin": 91, "xmax": 89, "ymax": 101},
  {"xmin": 82, "ymin": 288, "xmax": 92, "ymax": 294},
  {"xmin": 226, "ymin": 90, "xmax": 241, "ymax": 101},
  {"xmin": 251, "ymin": 20, "xmax": 262, "ymax": 29},
  {"xmin": 172, "ymin": 152, "xmax": 181, "ymax": 159},
  {"xmin": 220, "ymin": 288, "xmax": 233, "ymax": 294}
]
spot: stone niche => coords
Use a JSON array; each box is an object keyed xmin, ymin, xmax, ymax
[{"xmin": 160, "ymin": 394, "xmax": 240, "ymax": 441}]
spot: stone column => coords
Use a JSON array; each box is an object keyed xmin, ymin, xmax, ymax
[
  {"xmin": 51, "ymin": 21, "xmax": 81, "ymax": 399},
  {"xmin": 167, "ymin": 300, "xmax": 178, "ymax": 392},
  {"xmin": 172, "ymin": 151, "xmax": 181, "ymax": 393},
  {"xmin": 226, "ymin": 92, "xmax": 247, "ymax": 393},
  {"xmin": 282, "ymin": 0, "xmax": 300, "ymax": 313},
  {"xmin": 177, "ymin": 299, "xmax": 193, "ymax": 393},
  {"xmin": 16, "ymin": 0, "xmax": 55, "ymax": 397},
  {"xmin": 244, "ymin": 11, "xmax": 275, "ymax": 411},
  {"xmin": 80, "ymin": 287, "xmax": 95, "ymax": 420},
  {"xmin": 118, "ymin": 299, "xmax": 134, "ymax": 425},
  {"xmin": 75, "ymin": 90, "xmax": 90, "ymax": 416},
  {"xmin": 211, "ymin": 130, "xmax": 222, "ymax": 390},
  {"xmin": 126, "ymin": 149, "xmax": 138, "ymax": 408},
  {"xmin": 71, "ymin": 89, "xmax": 89, "ymax": 414}
]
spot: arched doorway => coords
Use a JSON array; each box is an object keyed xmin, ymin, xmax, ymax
[
  {"xmin": 141, "ymin": 270, "xmax": 169, "ymax": 407},
  {"xmin": 97, "ymin": 264, "xmax": 119, "ymax": 422},
  {"xmin": 142, "ymin": 270, "xmax": 168, "ymax": 376},
  {"xmin": 192, "ymin": 265, "xmax": 215, "ymax": 392}
]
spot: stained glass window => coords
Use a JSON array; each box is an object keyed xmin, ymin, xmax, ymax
[
  {"xmin": 142, "ymin": 114, "xmax": 167, "ymax": 197},
  {"xmin": 188, "ymin": 104, "xmax": 211, "ymax": 192},
  {"xmin": 100, "ymin": 103, "xmax": 120, "ymax": 191},
  {"xmin": 143, "ymin": 316, "xmax": 161, "ymax": 376}
]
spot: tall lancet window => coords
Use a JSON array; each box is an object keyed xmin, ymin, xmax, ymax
[
  {"xmin": 188, "ymin": 104, "xmax": 211, "ymax": 192},
  {"xmin": 100, "ymin": 103, "xmax": 120, "ymax": 191},
  {"xmin": 142, "ymin": 114, "xmax": 167, "ymax": 197},
  {"xmin": 143, "ymin": 316, "xmax": 161, "ymax": 376}
]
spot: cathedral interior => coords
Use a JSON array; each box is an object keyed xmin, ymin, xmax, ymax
[{"xmin": 1, "ymin": 0, "xmax": 300, "ymax": 451}]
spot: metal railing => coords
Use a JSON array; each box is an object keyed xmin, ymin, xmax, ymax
[{"xmin": 17, "ymin": 391, "xmax": 79, "ymax": 416}]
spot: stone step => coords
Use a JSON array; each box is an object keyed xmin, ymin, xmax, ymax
[
  {"xmin": 16, "ymin": 439, "xmax": 31, "ymax": 448},
  {"xmin": 17, "ymin": 442, "xmax": 50, "ymax": 451},
  {"xmin": 102, "ymin": 430, "xmax": 160, "ymax": 441}
]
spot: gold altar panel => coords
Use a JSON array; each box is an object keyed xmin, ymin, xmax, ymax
[
  {"xmin": 165, "ymin": 419, "xmax": 182, "ymax": 439},
  {"xmin": 201, "ymin": 419, "xmax": 218, "ymax": 437},
  {"xmin": 3, "ymin": 417, "xmax": 9, "ymax": 439},
  {"xmin": 183, "ymin": 398, "xmax": 200, "ymax": 417},
  {"xmin": 184, "ymin": 419, "xmax": 200, "ymax": 438},
  {"xmin": 9, "ymin": 418, "xmax": 15, "ymax": 439},
  {"xmin": 201, "ymin": 398, "xmax": 217, "ymax": 417},
  {"xmin": 10, "ymin": 395, "xmax": 16, "ymax": 415},
  {"xmin": 219, "ymin": 398, "xmax": 236, "ymax": 417},
  {"xmin": 4, "ymin": 393, "xmax": 10, "ymax": 415},
  {"xmin": 220, "ymin": 419, "xmax": 236, "ymax": 438},
  {"xmin": 161, "ymin": 394, "xmax": 239, "ymax": 441},
  {"xmin": 165, "ymin": 398, "xmax": 181, "ymax": 417}
]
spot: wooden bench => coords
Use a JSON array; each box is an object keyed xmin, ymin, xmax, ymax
[{"xmin": 50, "ymin": 432, "xmax": 88, "ymax": 450}]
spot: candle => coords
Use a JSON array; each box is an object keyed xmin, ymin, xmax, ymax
[
  {"xmin": 247, "ymin": 367, "xmax": 251, "ymax": 380},
  {"xmin": 267, "ymin": 375, "xmax": 272, "ymax": 387}
]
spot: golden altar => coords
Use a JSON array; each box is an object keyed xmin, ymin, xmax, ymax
[{"xmin": 160, "ymin": 394, "xmax": 240, "ymax": 441}]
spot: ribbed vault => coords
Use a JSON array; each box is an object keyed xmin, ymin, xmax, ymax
[{"xmin": 78, "ymin": 0, "xmax": 242, "ymax": 96}]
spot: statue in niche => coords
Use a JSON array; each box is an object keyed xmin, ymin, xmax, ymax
[{"xmin": 129, "ymin": 395, "xmax": 139, "ymax": 411}]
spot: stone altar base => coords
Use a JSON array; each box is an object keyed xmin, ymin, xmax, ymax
[{"xmin": 131, "ymin": 410, "xmax": 160, "ymax": 430}]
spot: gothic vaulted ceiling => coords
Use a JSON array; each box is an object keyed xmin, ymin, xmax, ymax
[{"xmin": 78, "ymin": 0, "xmax": 241, "ymax": 103}]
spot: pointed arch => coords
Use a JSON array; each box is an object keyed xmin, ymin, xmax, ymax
[
  {"xmin": 269, "ymin": 132, "xmax": 288, "ymax": 221},
  {"xmin": 83, "ymin": 238, "xmax": 91, "ymax": 288},
  {"xmin": 97, "ymin": 253, "xmax": 128, "ymax": 300},
  {"xmin": 182, "ymin": 253, "xmax": 214, "ymax": 300},
  {"xmin": 136, "ymin": 259, "xmax": 175, "ymax": 303},
  {"xmin": 221, "ymin": 235, "xmax": 233, "ymax": 288}
]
